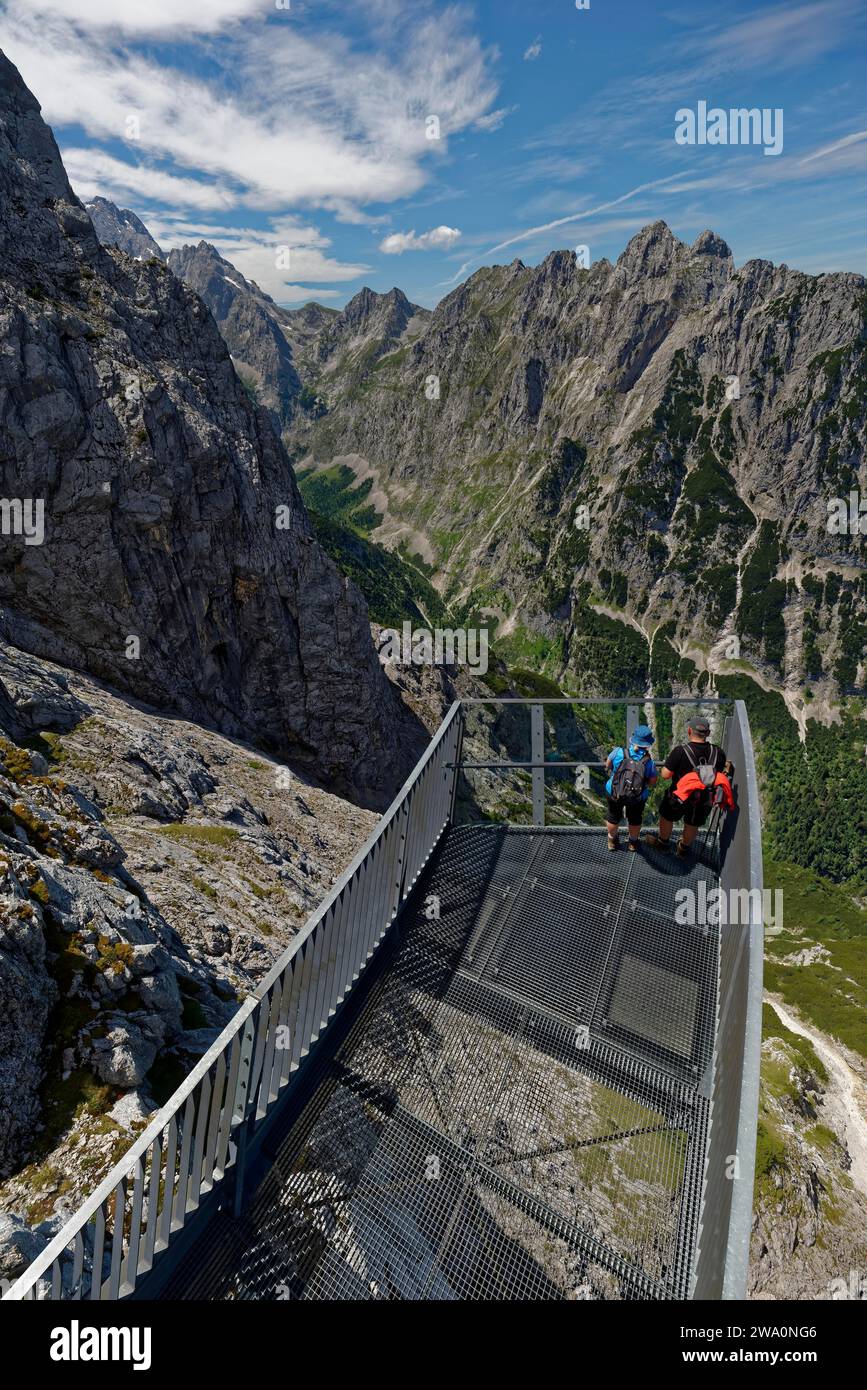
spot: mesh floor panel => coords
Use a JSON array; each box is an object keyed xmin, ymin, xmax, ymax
[{"xmin": 158, "ymin": 827, "xmax": 719, "ymax": 1301}]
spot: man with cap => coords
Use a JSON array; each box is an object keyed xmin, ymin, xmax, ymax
[
  {"xmin": 604, "ymin": 724, "xmax": 658, "ymax": 852},
  {"xmin": 646, "ymin": 717, "xmax": 728, "ymax": 858}
]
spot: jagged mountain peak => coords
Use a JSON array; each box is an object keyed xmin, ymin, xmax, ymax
[
  {"xmin": 85, "ymin": 195, "xmax": 165, "ymax": 262},
  {"xmin": 0, "ymin": 51, "xmax": 100, "ymax": 271},
  {"xmin": 691, "ymin": 228, "xmax": 732, "ymax": 260},
  {"xmin": 615, "ymin": 219, "xmax": 687, "ymax": 277},
  {"xmin": 337, "ymin": 284, "xmax": 418, "ymax": 329}
]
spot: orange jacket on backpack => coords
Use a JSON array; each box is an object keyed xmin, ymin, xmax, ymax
[{"xmin": 673, "ymin": 769, "xmax": 734, "ymax": 810}]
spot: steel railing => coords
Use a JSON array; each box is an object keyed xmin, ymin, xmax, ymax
[
  {"xmin": 3, "ymin": 702, "xmax": 462, "ymax": 1301},
  {"xmin": 691, "ymin": 700, "xmax": 765, "ymax": 1298}
]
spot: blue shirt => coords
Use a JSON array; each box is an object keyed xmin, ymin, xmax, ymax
[{"xmin": 605, "ymin": 746, "xmax": 657, "ymax": 800}]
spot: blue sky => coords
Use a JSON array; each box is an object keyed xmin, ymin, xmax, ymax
[{"xmin": 1, "ymin": 0, "xmax": 866, "ymax": 308}]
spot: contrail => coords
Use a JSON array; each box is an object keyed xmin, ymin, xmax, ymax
[{"xmin": 440, "ymin": 171, "xmax": 688, "ymax": 285}]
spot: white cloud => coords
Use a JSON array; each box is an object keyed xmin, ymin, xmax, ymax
[
  {"xmin": 0, "ymin": 1, "xmax": 499, "ymax": 214},
  {"xmin": 31, "ymin": 0, "xmax": 265, "ymax": 35},
  {"xmin": 523, "ymin": 38, "xmax": 542, "ymax": 62},
  {"xmin": 258, "ymin": 284, "xmax": 342, "ymax": 304},
  {"xmin": 65, "ymin": 149, "xmax": 234, "ymax": 211},
  {"xmin": 151, "ymin": 217, "xmax": 370, "ymax": 298},
  {"xmin": 799, "ymin": 129, "xmax": 867, "ymax": 165},
  {"xmin": 474, "ymin": 106, "xmax": 517, "ymax": 133},
  {"xmin": 379, "ymin": 225, "xmax": 462, "ymax": 254}
]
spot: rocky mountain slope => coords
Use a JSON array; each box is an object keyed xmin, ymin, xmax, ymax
[
  {"xmin": 0, "ymin": 51, "xmax": 424, "ymax": 811},
  {"xmin": 166, "ymin": 240, "xmax": 303, "ymax": 427},
  {"xmin": 284, "ymin": 224, "xmax": 867, "ymax": 722},
  {"xmin": 84, "ymin": 197, "xmax": 165, "ymax": 262}
]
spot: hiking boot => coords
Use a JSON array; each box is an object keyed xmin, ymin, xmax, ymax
[
  {"xmin": 607, "ymin": 836, "xmax": 618, "ymax": 852},
  {"xmin": 644, "ymin": 834, "xmax": 671, "ymax": 853},
  {"xmin": 676, "ymin": 839, "xmax": 691, "ymax": 859},
  {"xmin": 627, "ymin": 838, "xmax": 640, "ymax": 853}
]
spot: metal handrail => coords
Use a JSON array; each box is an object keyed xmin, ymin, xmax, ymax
[
  {"xmin": 691, "ymin": 700, "xmax": 764, "ymax": 1298},
  {"xmin": 3, "ymin": 703, "xmax": 463, "ymax": 1301}
]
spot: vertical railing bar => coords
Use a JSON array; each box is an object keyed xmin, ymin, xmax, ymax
[
  {"xmin": 299, "ymin": 925, "xmax": 324, "ymax": 1059},
  {"xmin": 310, "ymin": 893, "xmax": 341, "ymax": 1038},
  {"xmin": 171, "ymin": 1094, "xmax": 196, "ymax": 1229},
  {"xmin": 323, "ymin": 883, "xmax": 350, "ymax": 1021},
  {"xmin": 391, "ymin": 798, "xmax": 410, "ymax": 919},
  {"xmin": 70, "ymin": 1230, "xmax": 84, "ymax": 1301},
  {"xmin": 105, "ymin": 1179, "xmax": 126, "ymax": 1299},
  {"xmin": 121, "ymin": 1157, "xmax": 145, "ymax": 1293},
  {"xmin": 215, "ymin": 1033, "xmax": 243, "ymax": 1178},
  {"xmin": 266, "ymin": 966, "xmax": 294, "ymax": 1105},
  {"xmin": 531, "ymin": 702, "xmax": 545, "ymax": 826},
  {"xmin": 354, "ymin": 840, "xmax": 379, "ymax": 975},
  {"xmin": 89, "ymin": 1205, "xmax": 106, "ymax": 1301},
  {"xmin": 448, "ymin": 710, "xmax": 464, "ymax": 824},
  {"xmin": 360, "ymin": 829, "xmax": 387, "ymax": 967},
  {"xmin": 157, "ymin": 1117, "xmax": 178, "ymax": 1251},
  {"xmin": 245, "ymin": 997, "xmax": 271, "ymax": 1120},
  {"xmin": 202, "ymin": 1051, "xmax": 227, "ymax": 1190},
  {"xmin": 278, "ymin": 958, "xmax": 301, "ymax": 1085},
  {"xmin": 290, "ymin": 939, "xmax": 317, "ymax": 1070},
  {"xmin": 138, "ymin": 1135, "xmax": 161, "ymax": 1276},
  {"xmin": 255, "ymin": 986, "xmax": 283, "ymax": 1122},
  {"xmin": 332, "ymin": 859, "xmax": 358, "ymax": 1002},
  {"xmin": 186, "ymin": 1071, "xmax": 213, "ymax": 1210}
]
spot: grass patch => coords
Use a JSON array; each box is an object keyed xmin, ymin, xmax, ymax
[{"xmin": 157, "ymin": 823, "xmax": 240, "ymax": 848}]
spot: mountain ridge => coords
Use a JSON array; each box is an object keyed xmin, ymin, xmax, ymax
[{"xmin": 0, "ymin": 50, "xmax": 424, "ymax": 811}]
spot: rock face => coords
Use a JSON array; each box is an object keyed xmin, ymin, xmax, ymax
[
  {"xmin": 84, "ymin": 197, "xmax": 166, "ymax": 262},
  {"xmin": 749, "ymin": 1006, "xmax": 867, "ymax": 1300},
  {"xmin": 0, "ymin": 50, "xmax": 425, "ymax": 811},
  {"xmin": 285, "ymin": 221, "xmax": 867, "ymax": 708},
  {"xmin": 166, "ymin": 240, "xmax": 302, "ymax": 427}
]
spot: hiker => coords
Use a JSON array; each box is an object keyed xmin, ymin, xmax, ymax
[
  {"xmin": 604, "ymin": 724, "xmax": 658, "ymax": 851},
  {"xmin": 645, "ymin": 717, "xmax": 732, "ymax": 859}
]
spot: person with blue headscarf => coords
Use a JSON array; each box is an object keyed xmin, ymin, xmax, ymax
[{"xmin": 604, "ymin": 723, "xmax": 658, "ymax": 851}]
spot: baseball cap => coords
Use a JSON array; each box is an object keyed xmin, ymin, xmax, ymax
[{"xmin": 689, "ymin": 717, "xmax": 711, "ymax": 736}]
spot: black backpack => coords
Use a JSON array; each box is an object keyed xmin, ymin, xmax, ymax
[
  {"xmin": 610, "ymin": 747, "xmax": 650, "ymax": 800},
  {"xmin": 679, "ymin": 742, "xmax": 717, "ymax": 798}
]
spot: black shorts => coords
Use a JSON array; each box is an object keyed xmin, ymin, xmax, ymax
[
  {"xmin": 660, "ymin": 789, "xmax": 712, "ymax": 827},
  {"xmin": 607, "ymin": 795, "xmax": 646, "ymax": 827}
]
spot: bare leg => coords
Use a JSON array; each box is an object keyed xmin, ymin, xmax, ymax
[
  {"xmin": 681, "ymin": 822, "xmax": 699, "ymax": 847},
  {"xmin": 657, "ymin": 814, "xmax": 674, "ymax": 843}
]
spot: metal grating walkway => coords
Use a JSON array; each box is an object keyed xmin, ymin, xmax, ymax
[{"xmin": 159, "ymin": 826, "xmax": 720, "ymax": 1301}]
